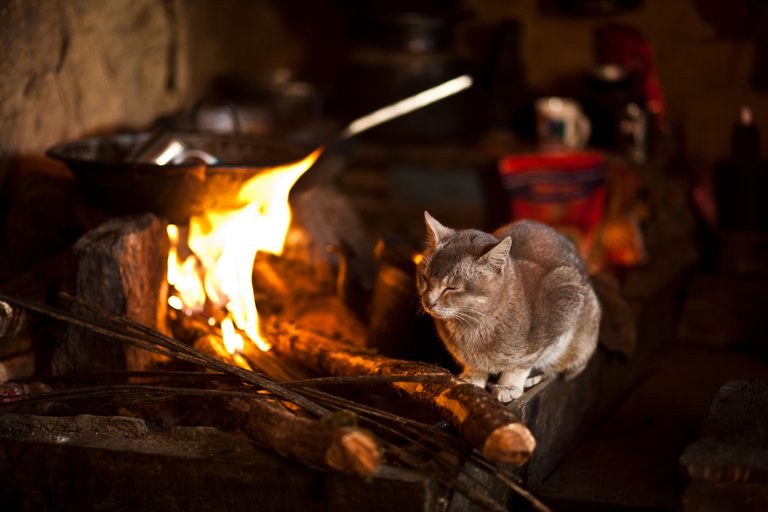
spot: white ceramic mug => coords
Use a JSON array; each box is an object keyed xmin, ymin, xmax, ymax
[{"xmin": 535, "ymin": 97, "xmax": 591, "ymax": 151}]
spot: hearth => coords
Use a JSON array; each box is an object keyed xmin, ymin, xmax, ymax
[{"xmin": 0, "ymin": 123, "xmax": 548, "ymax": 511}]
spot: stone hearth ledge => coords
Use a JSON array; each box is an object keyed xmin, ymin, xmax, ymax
[{"xmin": 0, "ymin": 412, "xmax": 439, "ymax": 512}]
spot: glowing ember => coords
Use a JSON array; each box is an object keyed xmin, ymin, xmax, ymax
[{"xmin": 167, "ymin": 149, "xmax": 323, "ymax": 353}]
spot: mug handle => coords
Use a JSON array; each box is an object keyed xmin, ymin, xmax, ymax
[{"xmin": 575, "ymin": 113, "xmax": 591, "ymax": 149}]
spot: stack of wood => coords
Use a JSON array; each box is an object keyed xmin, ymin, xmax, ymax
[{"xmin": 264, "ymin": 321, "xmax": 535, "ymax": 465}]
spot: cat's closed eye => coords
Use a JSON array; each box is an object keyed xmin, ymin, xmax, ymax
[{"xmin": 443, "ymin": 285, "xmax": 463, "ymax": 294}]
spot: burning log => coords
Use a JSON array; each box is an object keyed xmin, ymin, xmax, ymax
[
  {"xmin": 264, "ymin": 321, "xmax": 536, "ymax": 465},
  {"xmin": 252, "ymin": 255, "xmax": 369, "ymax": 348},
  {"xmin": 193, "ymin": 334, "xmax": 251, "ymax": 371},
  {"xmin": 229, "ymin": 397, "xmax": 381, "ymax": 477},
  {"xmin": 170, "ymin": 309, "xmax": 304, "ymax": 381}
]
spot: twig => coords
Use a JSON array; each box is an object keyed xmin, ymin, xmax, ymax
[
  {"xmin": 0, "ymin": 292, "xmax": 549, "ymax": 509},
  {"xmin": 48, "ymin": 370, "xmax": 236, "ymax": 383},
  {"xmin": 284, "ymin": 374, "xmax": 454, "ymax": 388},
  {"xmin": 51, "ymin": 370, "xmax": 453, "ymax": 389},
  {"xmin": 0, "ymin": 384, "xmax": 261, "ymax": 409},
  {"xmin": 0, "ymin": 292, "xmax": 330, "ymax": 418}
]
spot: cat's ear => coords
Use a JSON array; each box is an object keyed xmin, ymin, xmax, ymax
[
  {"xmin": 424, "ymin": 211, "xmax": 454, "ymax": 245},
  {"xmin": 480, "ymin": 237, "xmax": 511, "ymax": 271}
]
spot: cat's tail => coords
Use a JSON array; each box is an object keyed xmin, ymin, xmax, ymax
[
  {"xmin": 590, "ymin": 271, "xmax": 637, "ymax": 359},
  {"xmin": 560, "ymin": 282, "xmax": 602, "ymax": 380},
  {"xmin": 524, "ymin": 374, "xmax": 544, "ymax": 389}
]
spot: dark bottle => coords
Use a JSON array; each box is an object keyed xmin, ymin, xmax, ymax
[{"xmin": 715, "ymin": 106, "xmax": 765, "ymax": 231}]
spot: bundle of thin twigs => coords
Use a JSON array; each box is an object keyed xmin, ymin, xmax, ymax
[{"xmin": 0, "ymin": 291, "xmax": 550, "ymax": 512}]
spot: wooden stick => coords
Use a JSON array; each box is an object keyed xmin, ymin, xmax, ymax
[
  {"xmin": 229, "ymin": 397, "xmax": 381, "ymax": 477},
  {"xmin": 264, "ymin": 321, "xmax": 536, "ymax": 465},
  {"xmin": 0, "ymin": 292, "xmax": 331, "ymax": 418}
]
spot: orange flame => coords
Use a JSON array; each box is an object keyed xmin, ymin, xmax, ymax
[{"xmin": 167, "ymin": 148, "xmax": 323, "ymax": 353}]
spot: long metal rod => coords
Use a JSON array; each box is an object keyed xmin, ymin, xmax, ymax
[{"xmin": 339, "ymin": 74, "xmax": 473, "ymax": 140}]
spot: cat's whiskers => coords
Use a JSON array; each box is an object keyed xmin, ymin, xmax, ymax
[{"xmin": 449, "ymin": 308, "xmax": 487, "ymax": 326}]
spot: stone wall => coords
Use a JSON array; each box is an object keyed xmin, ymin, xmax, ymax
[
  {"xmin": 0, "ymin": 0, "xmax": 189, "ymax": 278},
  {"xmin": 0, "ymin": 0, "xmax": 188, "ymax": 165}
]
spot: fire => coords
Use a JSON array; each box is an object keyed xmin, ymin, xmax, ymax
[
  {"xmin": 166, "ymin": 224, "xmax": 206, "ymax": 313},
  {"xmin": 167, "ymin": 149, "xmax": 322, "ymax": 354}
]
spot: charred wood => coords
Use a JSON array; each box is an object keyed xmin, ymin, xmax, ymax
[
  {"xmin": 229, "ymin": 397, "xmax": 381, "ymax": 477},
  {"xmin": 252, "ymin": 254, "xmax": 369, "ymax": 348},
  {"xmin": 171, "ymin": 310, "xmax": 303, "ymax": 381},
  {"xmin": 193, "ymin": 335, "xmax": 251, "ymax": 371}
]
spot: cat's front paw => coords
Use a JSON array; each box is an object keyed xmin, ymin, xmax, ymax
[{"xmin": 491, "ymin": 384, "xmax": 524, "ymax": 403}]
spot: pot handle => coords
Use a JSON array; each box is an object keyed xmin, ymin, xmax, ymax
[{"xmin": 191, "ymin": 97, "xmax": 242, "ymax": 135}]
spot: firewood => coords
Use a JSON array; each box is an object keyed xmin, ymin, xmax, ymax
[
  {"xmin": 170, "ymin": 310, "xmax": 304, "ymax": 381},
  {"xmin": 252, "ymin": 255, "xmax": 368, "ymax": 348},
  {"xmin": 193, "ymin": 335, "xmax": 251, "ymax": 371},
  {"xmin": 229, "ymin": 397, "xmax": 381, "ymax": 477},
  {"xmin": 53, "ymin": 214, "xmax": 170, "ymax": 376},
  {"xmin": 264, "ymin": 321, "xmax": 536, "ymax": 465}
]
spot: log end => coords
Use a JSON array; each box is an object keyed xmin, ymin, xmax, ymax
[
  {"xmin": 326, "ymin": 430, "xmax": 381, "ymax": 477},
  {"xmin": 482, "ymin": 422, "xmax": 536, "ymax": 464}
]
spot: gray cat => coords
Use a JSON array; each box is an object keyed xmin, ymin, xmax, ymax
[{"xmin": 416, "ymin": 212, "xmax": 601, "ymax": 403}]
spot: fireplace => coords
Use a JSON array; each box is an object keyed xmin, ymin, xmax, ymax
[
  {"xmin": 0, "ymin": 1, "xmax": 715, "ymax": 511},
  {"xmin": 0, "ymin": 128, "xmax": 692, "ymax": 511},
  {"xmin": 0, "ymin": 61, "xmax": 541, "ymax": 507},
  {"xmin": 0, "ymin": 147, "xmax": 540, "ymax": 511}
]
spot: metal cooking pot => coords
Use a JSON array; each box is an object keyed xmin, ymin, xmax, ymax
[
  {"xmin": 47, "ymin": 74, "xmax": 473, "ymax": 224},
  {"xmin": 46, "ymin": 131, "xmax": 310, "ymax": 224}
]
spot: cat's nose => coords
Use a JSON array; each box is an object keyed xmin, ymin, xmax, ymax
[{"xmin": 421, "ymin": 294, "xmax": 437, "ymax": 311}]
